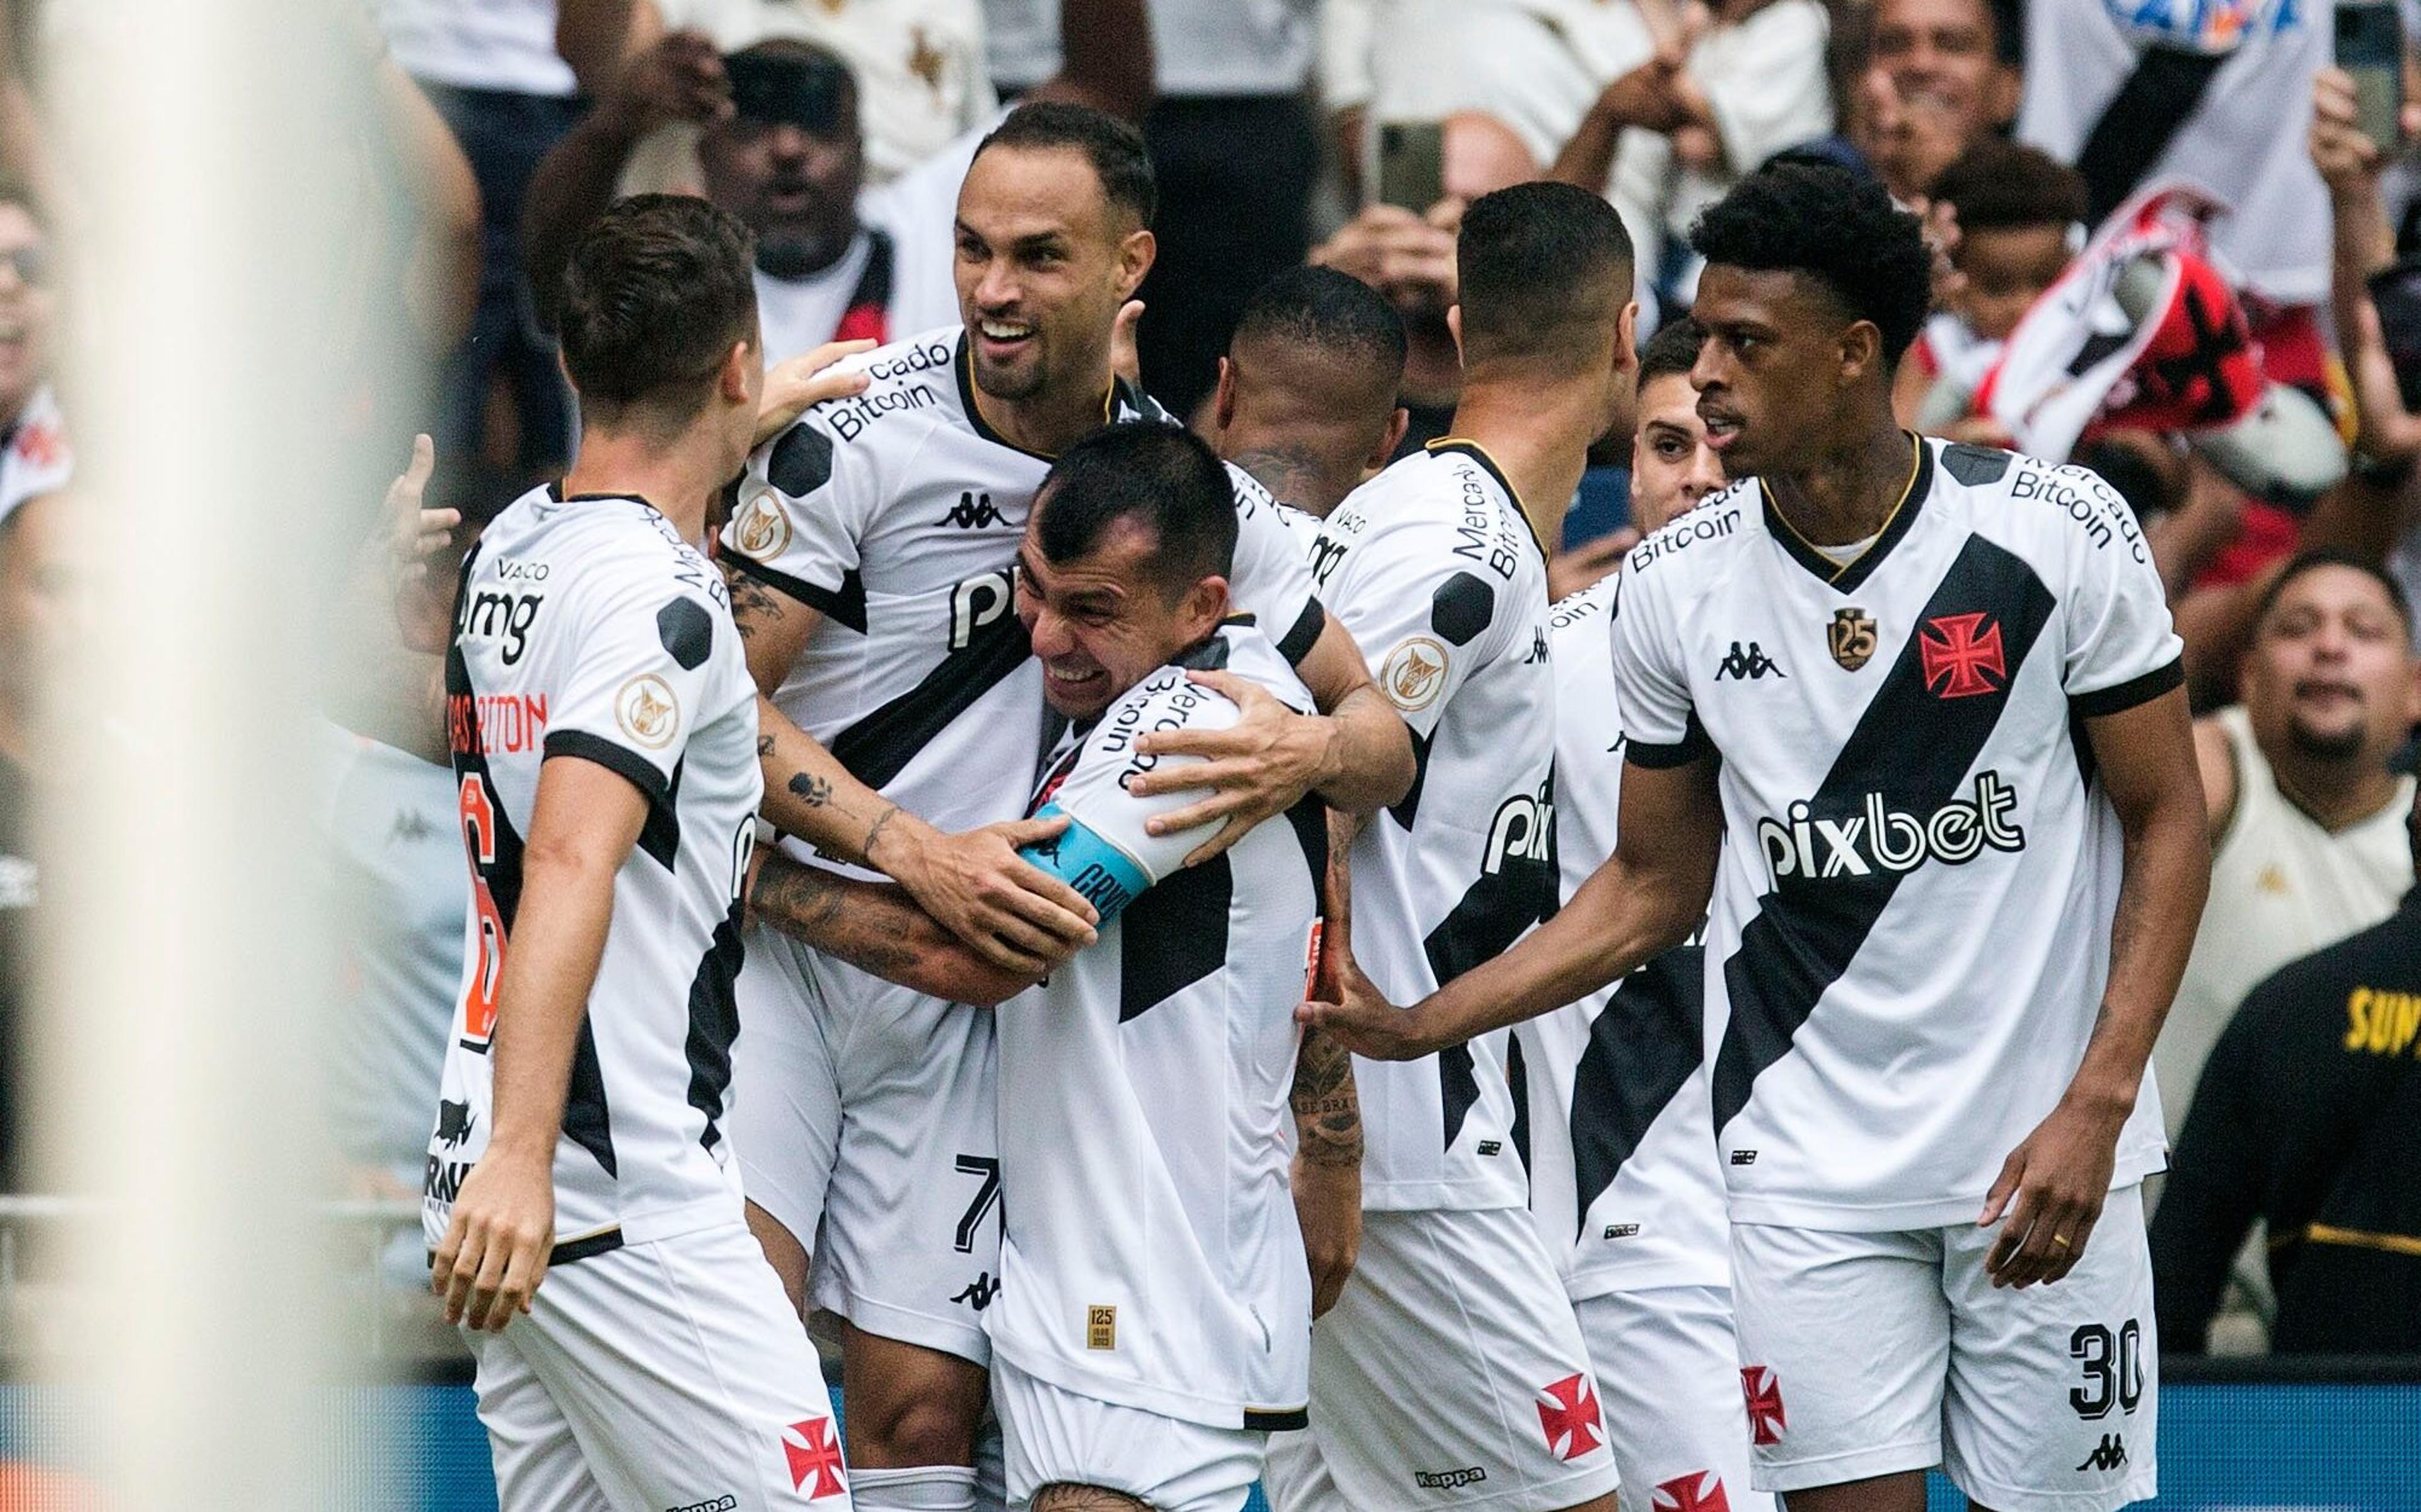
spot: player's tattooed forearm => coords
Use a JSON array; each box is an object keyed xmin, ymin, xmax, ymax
[
  {"xmin": 1291, "ymin": 1026, "xmax": 1364, "ymax": 1169},
  {"xmin": 750, "ymin": 855, "xmax": 926, "ymax": 979},
  {"xmin": 722, "ymin": 561, "xmax": 785, "ymax": 638},
  {"xmin": 861, "ymin": 802, "xmax": 903, "ymax": 863},
  {"xmin": 757, "ymin": 735, "xmax": 775, "ymax": 759},
  {"xmin": 1229, "ymin": 444, "xmax": 1324, "ymax": 511},
  {"xmin": 787, "ymin": 771, "xmax": 833, "ymax": 807}
]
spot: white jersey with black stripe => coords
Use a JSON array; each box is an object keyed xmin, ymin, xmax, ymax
[
  {"xmin": 424, "ymin": 486, "xmax": 763, "ymax": 1259},
  {"xmin": 988, "ymin": 622, "xmax": 1325, "ymax": 1431},
  {"xmin": 719, "ymin": 327, "xmax": 1325, "ymax": 874},
  {"xmin": 1514, "ymin": 574, "xmax": 1733, "ymax": 1298},
  {"xmin": 1310, "ymin": 438, "xmax": 1557, "ymax": 1213},
  {"xmin": 1610, "ymin": 437, "xmax": 2183, "ymax": 1230}
]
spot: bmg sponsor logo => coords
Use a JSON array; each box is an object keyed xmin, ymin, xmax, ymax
[{"xmin": 1756, "ymin": 771, "xmax": 2024, "ymax": 887}]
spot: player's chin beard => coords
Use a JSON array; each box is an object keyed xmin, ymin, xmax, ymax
[{"xmin": 972, "ymin": 345, "xmax": 1048, "ymax": 403}]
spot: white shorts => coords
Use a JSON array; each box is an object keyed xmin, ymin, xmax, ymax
[
  {"xmin": 466, "ymin": 1220, "xmax": 852, "ymax": 1512},
  {"xmin": 1262, "ymin": 1206, "xmax": 1618, "ymax": 1512},
  {"xmin": 1572, "ymin": 1285, "xmax": 1774, "ymax": 1512},
  {"xmin": 729, "ymin": 923, "xmax": 1001, "ymax": 1363},
  {"xmin": 1729, "ymin": 1186, "xmax": 2159, "ymax": 1512},
  {"xmin": 992, "ymin": 1356, "xmax": 1263, "ymax": 1512}
]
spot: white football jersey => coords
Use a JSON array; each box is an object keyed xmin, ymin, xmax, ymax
[
  {"xmin": 1610, "ymin": 437, "xmax": 2181, "ymax": 1230},
  {"xmin": 1514, "ymin": 575, "xmax": 1732, "ymax": 1297},
  {"xmin": 424, "ymin": 486, "xmax": 763, "ymax": 1259},
  {"xmin": 721, "ymin": 327, "xmax": 1326, "ymax": 873},
  {"xmin": 1311, "ymin": 439, "xmax": 1556, "ymax": 1213},
  {"xmin": 988, "ymin": 623, "xmax": 1324, "ymax": 1430}
]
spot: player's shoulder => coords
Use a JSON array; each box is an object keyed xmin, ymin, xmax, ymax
[
  {"xmin": 1936, "ymin": 440, "xmax": 2152, "ymax": 567},
  {"xmin": 1325, "ymin": 442, "xmax": 1530, "ymax": 567},
  {"xmin": 1623, "ymin": 481, "xmax": 1758, "ymax": 585},
  {"xmin": 762, "ymin": 325, "xmax": 965, "ymax": 482}
]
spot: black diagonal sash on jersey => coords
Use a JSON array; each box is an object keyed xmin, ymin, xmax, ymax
[
  {"xmin": 1569, "ymin": 945, "xmax": 1704, "ymax": 1237},
  {"xmin": 1710, "ymin": 534, "xmax": 2058, "ymax": 1136},
  {"xmin": 1425, "ymin": 764, "xmax": 1559, "ymax": 1149},
  {"xmin": 825, "ymin": 610, "xmax": 1034, "ymax": 790},
  {"xmin": 1119, "ymin": 855, "xmax": 1234, "ymax": 1020},
  {"xmin": 684, "ymin": 897, "xmax": 748, "ymax": 1155}
]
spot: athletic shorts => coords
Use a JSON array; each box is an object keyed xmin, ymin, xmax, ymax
[
  {"xmin": 729, "ymin": 923, "xmax": 1002, "ymax": 1364},
  {"xmin": 1262, "ymin": 1206, "xmax": 1619, "ymax": 1512},
  {"xmin": 1572, "ymin": 1284, "xmax": 1774, "ymax": 1512},
  {"xmin": 1728, "ymin": 1186, "xmax": 2159, "ymax": 1512},
  {"xmin": 992, "ymin": 1356, "xmax": 1263, "ymax": 1512},
  {"xmin": 465, "ymin": 1220, "xmax": 852, "ymax": 1512}
]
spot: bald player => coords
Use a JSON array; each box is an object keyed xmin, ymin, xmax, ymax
[{"xmin": 1212, "ymin": 266, "xmax": 1410, "ymax": 524}]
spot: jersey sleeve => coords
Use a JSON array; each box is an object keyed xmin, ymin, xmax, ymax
[
  {"xmin": 1016, "ymin": 674, "xmax": 1242, "ymax": 921},
  {"xmin": 1224, "ymin": 462, "xmax": 1327, "ymax": 666},
  {"xmin": 1608, "ymin": 555, "xmax": 1707, "ymax": 768},
  {"xmin": 718, "ymin": 402, "xmax": 880, "ymax": 627},
  {"xmin": 2051, "ymin": 465, "xmax": 2186, "ymax": 717},
  {"xmin": 1316, "ymin": 508, "xmax": 1504, "ymax": 741},
  {"xmin": 542, "ymin": 564, "xmax": 732, "ymax": 809}
]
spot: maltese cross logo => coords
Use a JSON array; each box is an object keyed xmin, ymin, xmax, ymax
[
  {"xmin": 1741, "ymin": 1366, "xmax": 1787, "ymax": 1446},
  {"xmin": 1535, "ymin": 1372, "xmax": 1605, "ymax": 1462},
  {"xmin": 1654, "ymin": 1471, "xmax": 1732, "ymax": 1512},
  {"xmin": 782, "ymin": 1417, "xmax": 848, "ymax": 1499}
]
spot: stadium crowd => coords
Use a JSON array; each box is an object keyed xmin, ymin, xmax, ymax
[{"xmin": 3, "ymin": 0, "xmax": 2421, "ymax": 1508}]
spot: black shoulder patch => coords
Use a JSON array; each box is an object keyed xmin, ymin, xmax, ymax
[
  {"xmin": 1432, "ymin": 571, "xmax": 1495, "ymax": 647},
  {"xmin": 1942, "ymin": 444, "xmax": 2012, "ymax": 487},
  {"xmin": 657, "ymin": 597, "xmax": 714, "ymax": 671},
  {"xmin": 1173, "ymin": 634, "xmax": 1233, "ymax": 672},
  {"xmin": 767, "ymin": 422, "xmax": 835, "ymax": 496}
]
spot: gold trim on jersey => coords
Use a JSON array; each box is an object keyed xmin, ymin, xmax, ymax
[{"xmin": 1761, "ymin": 431, "xmax": 1924, "ymax": 586}]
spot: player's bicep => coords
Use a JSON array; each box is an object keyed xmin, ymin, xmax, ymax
[
  {"xmin": 2081, "ymin": 683, "xmax": 2204, "ymax": 833},
  {"xmin": 722, "ymin": 557, "xmax": 825, "ymax": 696},
  {"xmin": 1612, "ymin": 753, "xmax": 1723, "ymax": 899},
  {"xmin": 526, "ymin": 747, "xmax": 653, "ymax": 875},
  {"xmin": 1291, "ymin": 612, "xmax": 1378, "ymax": 716}
]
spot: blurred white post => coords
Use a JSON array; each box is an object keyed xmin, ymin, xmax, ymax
[{"xmin": 39, "ymin": 1, "xmax": 394, "ymax": 1505}]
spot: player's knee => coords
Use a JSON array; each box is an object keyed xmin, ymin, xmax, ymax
[{"xmin": 1030, "ymin": 1482, "xmax": 1149, "ymax": 1512}]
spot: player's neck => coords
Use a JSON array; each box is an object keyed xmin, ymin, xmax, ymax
[
  {"xmin": 560, "ymin": 428, "xmax": 729, "ymax": 548},
  {"xmin": 976, "ymin": 362, "xmax": 1117, "ymax": 458},
  {"xmin": 1447, "ymin": 381, "xmax": 1596, "ymax": 548},
  {"xmin": 1762, "ymin": 422, "xmax": 1914, "ymax": 547}
]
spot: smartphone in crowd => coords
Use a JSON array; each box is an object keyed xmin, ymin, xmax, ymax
[
  {"xmin": 1375, "ymin": 120, "xmax": 1446, "ymax": 213},
  {"xmin": 2338, "ymin": 0, "xmax": 2405, "ymax": 153}
]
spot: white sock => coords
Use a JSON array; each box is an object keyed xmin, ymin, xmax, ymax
[{"xmin": 851, "ymin": 1464, "xmax": 979, "ymax": 1512}]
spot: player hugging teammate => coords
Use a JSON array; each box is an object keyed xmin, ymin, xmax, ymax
[{"xmin": 426, "ymin": 100, "xmax": 2209, "ymax": 1512}]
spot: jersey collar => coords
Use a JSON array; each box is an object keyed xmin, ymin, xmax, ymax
[
  {"xmin": 1423, "ymin": 436, "xmax": 1549, "ymax": 560},
  {"xmin": 953, "ymin": 330, "xmax": 1122, "ymax": 462},
  {"xmin": 1758, "ymin": 432, "xmax": 1932, "ymax": 594}
]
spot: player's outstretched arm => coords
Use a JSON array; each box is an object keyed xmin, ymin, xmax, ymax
[
  {"xmin": 1127, "ymin": 627, "xmax": 1417, "ymax": 866},
  {"xmin": 1303, "ymin": 753, "xmax": 1722, "ymax": 1059},
  {"xmin": 1292, "ymin": 872, "xmax": 1364, "ymax": 1319},
  {"xmin": 748, "ymin": 849, "xmax": 1043, "ymax": 1007},
  {"xmin": 432, "ymin": 755, "xmax": 646, "ymax": 1334},
  {"xmin": 726, "ymin": 563, "xmax": 1100, "ymax": 973},
  {"xmin": 1982, "ymin": 684, "xmax": 2210, "ymax": 1290}
]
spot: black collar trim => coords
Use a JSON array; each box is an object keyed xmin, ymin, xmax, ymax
[
  {"xmin": 1424, "ymin": 437, "xmax": 1548, "ymax": 560},
  {"xmin": 1760, "ymin": 432, "xmax": 1933, "ymax": 594}
]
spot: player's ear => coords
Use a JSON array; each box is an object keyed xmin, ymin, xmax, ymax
[
  {"xmin": 1213, "ymin": 357, "xmax": 1238, "ymax": 432},
  {"xmin": 1373, "ymin": 407, "xmax": 1410, "ymax": 470},
  {"xmin": 1616, "ymin": 298, "xmax": 1640, "ymax": 377},
  {"xmin": 1182, "ymin": 574, "xmax": 1229, "ymax": 639},
  {"xmin": 1117, "ymin": 228, "xmax": 1156, "ymax": 299},
  {"xmin": 1446, "ymin": 304, "xmax": 1465, "ymax": 365},
  {"xmin": 717, "ymin": 339, "xmax": 755, "ymax": 405},
  {"xmin": 1839, "ymin": 320, "xmax": 1883, "ymax": 386}
]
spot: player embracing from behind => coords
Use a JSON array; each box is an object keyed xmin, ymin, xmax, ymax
[
  {"xmin": 427, "ymin": 196, "xmax": 861, "ymax": 1511},
  {"xmin": 1308, "ymin": 161, "xmax": 2212, "ymax": 1512},
  {"xmin": 1265, "ymin": 180, "xmax": 1636, "ymax": 1512}
]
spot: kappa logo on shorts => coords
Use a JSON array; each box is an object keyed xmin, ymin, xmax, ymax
[
  {"xmin": 666, "ymin": 1497, "xmax": 738, "ymax": 1512},
  {"xmin": 1652, "ymin": 1471, "xmax": 1731, "ymax": 1512},
  {"xmin": 1412, "ymin": 1466, "xmax": 1488, "ymax": 1491},
  {"xmin": 1535, "ymin": 1373, "xmax": 1605, "ymax": 1462},
  {"xmin": 1741, "ymin": 1366, "xmax": 1787, "ymax": 1446},
  {"xmin": 781, "ymin": 1417, "xmax": 847, "ymax": 1499},
  {"xmin": 2076, "ymin": 1433, "xmax": 2128, "ymax": 1472}
]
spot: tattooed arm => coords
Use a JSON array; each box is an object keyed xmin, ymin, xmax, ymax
[
  {"xmin": 1292, "ymin": 807, "xmax": 1366, "ymax": 1317},
  {"xmin": 726, "ymin": 560, "xmax": 1100, "ymax": 974},
  {"xmin": 748, "ymin": 850, "xmax": 1041, "ymax": 1007},
  {"xmin": 1980, "ymin": 685, "xmax": 2209, "ymax": 1288}
]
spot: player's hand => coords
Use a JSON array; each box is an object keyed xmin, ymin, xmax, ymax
[
  {"xmin": 383, "ymin": 433, "xmax": 458, "ymax": 655},
  {"xmin": 1110, "ymin": 299, "xmax": 1144, "ymax": 389},
  {"xmin": 1129, "ymin": 670, "xmax": 1340, "ymax": 866},
  {"xmin": 884, "ymin": 814, "xmax": 1100, "ymax": 973},
  {"xmin": 753, "ymin": 339, "xmax": 876, "ymax": 447},
  {"xmin": 432, "ymin": 1148, "xmax": 555, "ymax": 1332},
  {"xmin": 1292, "ymin": 1155, "xmax": 1361, "ymax": 1319},
  {"xmin": 1548, "ymin": 529, "xmax": 1636, "ymax": 603},
  {"xmin": 1978, "ymin": 1094, "xmax": 2127, "ymax": 1289},
  {"xmin": 1296, "ymin": 950, "xmax": 1435, "ymax": 1061}
]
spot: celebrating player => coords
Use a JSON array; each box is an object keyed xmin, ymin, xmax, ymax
[
  {"xmin": 717, "ymin": 101, "xmax": 1413, "ymax": 1512},
  {"xmin": 1516, "ymin": 311, "xmax": 1775, "ymax": 1512},
  {"xmin": 426, "ymin": 196, "xmax": 858, "ymax": 1512},
  {"xmin": 1308, "ymin": 161, "xmax": 2212, "ymax": 1512},
  {"xmin": 1210, "ymin": 265, "xmax": 1411, "ymax": 523},
  {"xmin": 1263, "ymin": 181, "xmax": 1636, "ymax": 1512}
]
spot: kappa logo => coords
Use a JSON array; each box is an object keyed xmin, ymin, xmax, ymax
[
  {"xmin": 935, "ymin": 490, "xmax": 1011, "ymax": 529},
  {"xmin": 2076, "ymin": 1434, "xmax": 2128, "ymax": 1473},
  {"xmin": 1535, "ymin": 1373, "xmax": 1605, "ymax": 1462},
  {"xmin": 1413, "ymin": 1467, "xmax": 1488, "ymax": 1491},
  {"xmin": 1741, "ymin": 1366, "xmax": 1786, "ymax": 1446},
  {"xmin": 781, "ymin": 1418, "xmax": 848, "ymax": 1499},
  {"xmin": 1919, "ymin": 612, "xmax": 2007, "ymax": 698},
  {"xmin": 666, "ymin": 1497, "xmax": 738, "ymax": 1512},
  {"xmin": 1652, "ymin": 1471, "xmax": 1731, "ymax": 1512},
  {"xmin": 1714, "ymin": 641, "xmax": 1785, "ymax": 681},
  {"xmin": 389, "ymin": 809, "xmax": 438, "ymax": 846},
  {"xmin": 1523, "ymin": 626, "xmax": 1550, "ymax": 664},
  {"xmin": 951, "ymin": 1272, "xmax": 1001, "ymax": 1310}
]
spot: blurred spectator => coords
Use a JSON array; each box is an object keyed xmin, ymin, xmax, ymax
[
  {"xmin": 377, "ymin": 1, "xmax": 632, "ymax": 483},
  {"xmin": 0, "ymin": 488, "xmax": 69, "ymax": 1192},
  {"xmin": 1210, "ymin": 264, "xmax": 1408, "ymax": 519},
  {"xmin": 1857, "ymin": 0, "xmax": 2021, "ymax": 205},
  {"xmin": 641, "ymin": 0, "xmax": 996, "ymax": 182},
  {"xmin": 1545, "ymin": 313, "xmax": 1727, "ymax": 601},
  {"xmin": 1898, "ymin": 139, "xmax": 2085, "ymax": 429},
  {"xmin": 1557, "ymin": 0, "xmax": 1833, "ymax": 304},
  {"xmin": 2017, "ymin": 0, "xmax": 2328, "ymax": 311},
  {"xmin": 2151, "ymin": 783, "xmax": 2421, "ymax": 1356},
  {"xmin": 0, "ymin": 183, "xmax": 66, "ymax": 522},
  {"xmin": 2161, "ymin": 553, "xmax": 2420, "ymax": 1150},
  {"xmin": 1310, "ymin": 110, "xmax": 1539, "ymax": 453}
]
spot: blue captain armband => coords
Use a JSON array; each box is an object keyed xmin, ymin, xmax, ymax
[{"xmin": 1019, "ymin": 803, "xmax": 1151, "ymax": 923}]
